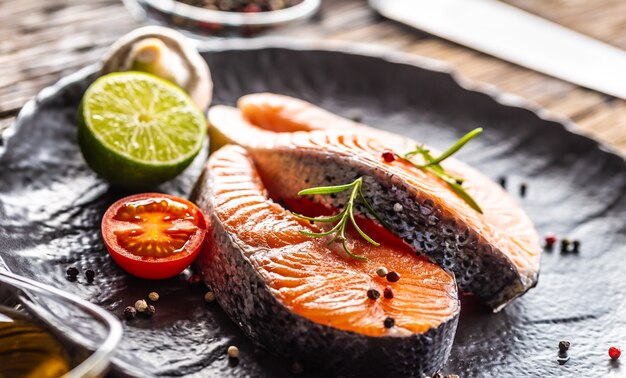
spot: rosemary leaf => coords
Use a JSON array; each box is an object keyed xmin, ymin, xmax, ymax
[
  {"xmin": 349, "ymin": 209, "xmax": 380, "ymax": 246},
  {"xmin": 293, "ymin": 177, "xmax": 380, "ymax": 260},
  {"xmin": 447, "ymin": 181, "xmax": 483, "ymax": 214},
  {"xmin": 399, "ymin": 128, "xmax": 484, "ymax": 213},
  {"xmin": 298, "ymin": 182, "xmax": 355, "ymax": 195},
  {"xmin": 421, "ymin": 128, "xmax": 483, "ymax": 168},
  {"xmin": 342, "ymin": 239, "xmax": 368, "ymax": 261},
  {"xmin": 293, "ymin": 211, "xmax": 345, "ymax": 223}
]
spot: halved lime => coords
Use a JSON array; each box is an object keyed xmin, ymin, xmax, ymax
[{"xmin": 78, "ymin": 72, "xmax": 206, "ymax": 189}]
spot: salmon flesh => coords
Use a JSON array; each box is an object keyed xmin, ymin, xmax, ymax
[
  {"xmin": 192, "ymin": 145, "xmax": 460, "ymax": 377},
  {"xmin": 207, "ymin": 93, "xmax": 542, "ymax": 310}
]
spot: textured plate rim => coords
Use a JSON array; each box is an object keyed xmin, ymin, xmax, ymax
[{"xmin": 2, "ymin": 38, "xmax": 623, "ymax": 164}]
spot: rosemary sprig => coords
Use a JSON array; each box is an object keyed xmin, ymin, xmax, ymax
[
  {"xmin": 399, "ymin": 128, "xmax": 484, "ymax": 214},
  {"xmin": 293, "ymin": 177, "xmax": 379, "ymax": 261}
]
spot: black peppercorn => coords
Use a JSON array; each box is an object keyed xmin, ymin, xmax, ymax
[
  {"xmin": 559, "ymin": 340, "xmax": 570, "ymax": 353},
  {"xmin": 560, "ymin": 239, "xmax": 570, "ymax": 253},
  {"xmin": 85, "ymin": 269, "xmax": 95, "ymax": 283},
  {"xmin": 66, "ymin": 266, "xmax": 79, "ymax": 281},
  {"xmin": 123, "ymin": 306, "xmax": 136, "ymax": 320},
  {"xmin": 145, "ymin": 304, "xmax": 156, "ymax": 316},
  {"xmin": 386, "ymin": 271, "xmax": 401, "ymax": 283},
  {"xmin": 520, "ymin": 182, "xmax": 527, "ymax": 197},
  {"xmin": 383, "ymin": 317, "xmax": 395, "ymax": 328},
  {"xmin": 367, "ymin": 288, "xmax": 381, "ymax": 300},
  {"xmin": 571, "ymin": 240, "xmax": 580, "ymax": 254},
  {"xmin": 498, "ymin": 177, "xmax": 507, "ymax": 189}
]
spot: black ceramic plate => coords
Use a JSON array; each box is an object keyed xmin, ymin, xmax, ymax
[{"xmin": 1, "ymin": 41, "xmax": 625, "ymax": 378}]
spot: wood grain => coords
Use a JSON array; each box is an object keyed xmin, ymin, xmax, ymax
[{"xmin": 1, "ymin": 0, "xmax": 625, "ymax": 154}]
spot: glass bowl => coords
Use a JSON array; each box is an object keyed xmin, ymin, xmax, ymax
[
  {"xmin": 0, "ymin": 269, "xmax": 123, "ymax": 378},
  {"xmin": 123, "ymin": 0, "xmax": 321, "ymax": 37}
]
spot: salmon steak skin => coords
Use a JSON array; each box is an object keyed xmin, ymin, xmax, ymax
[
  {"xmin": 208, "ymin": 93, "xmax": 542, "ymax": 310},
  {"xmin": 191, "ymin": 145, "xmax": 460, "ymax": 377}
]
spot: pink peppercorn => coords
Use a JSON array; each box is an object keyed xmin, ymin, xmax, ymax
[
  {"xmin": 381, "ymin": 150, "xmax": 395, "ymax": 163},
  {"xmin": 544, "ymin": 232, "xmax": 557, "ymax": 248},
  {"xmin": 609, "ymin": 346, "xmax": 621, "ymax": 360},
  {"xmin": 383, "ymin": 286, "xmax": 394, "ymax": 299}
]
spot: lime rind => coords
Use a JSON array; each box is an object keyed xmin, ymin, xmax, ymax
[
  {"xmin": 81, "ymin": 72, "xmax": 205, "ymax": 166},
  {"xmin": 78, "ymin": 72, "xmax": 207, "ymax": 189}
]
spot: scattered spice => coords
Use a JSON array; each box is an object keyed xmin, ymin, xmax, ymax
[
  {"xmin": 148, "ymin": 291, "xmax": 160, "ymax": 302},
  {"xmin": 571, "ymin": 240, "xmax": 580, "ymax": 254},
  {"xmin": 386, "ymin": 271, "xmax": 401, "ymax": 283},
  {"xmin": 609, "ymin": 346, "xmax": 621, "ymax": 360},
  {"xmin": 145, "ymin": 304, "xmax": 156, "ymax": 317},
  {"xmin": 498, "ymin": 177, "xmax": 506, "ymax": 189},
  {"xmin": 519, "ymin": 182, "xmax": 527, "ymax": 197},
  {"xmin": 383, "ymin": 317, "xmax": 395, "ymax": 328},
  {"xmin": 560, "ymin": 239, "xmax": 570, "ymax": 253},
  {"xmin": 383, "ymin": 286, "xmax": 394, "ymax": 299},
  {"xmin": 135, "ymin": 299, "xmax": 148, "ymax": 313},
  {"xmin": 382, "ymin": 150, "xmax": 395, "ymax": 163},
  {"xmin": 558, "ymin": 340, "xmax": 570, "ymax": 353},
  {"xmin": 66, "ymin": 267, "xmax": 79, "ymax": 281},
  {"xmin": 393, "ymin": 203, "xmax": 403, "ymax": 212},
  {"xmin": 376, "ymin": 266, "xmax": 388, "ymax": 278},
  {"xmin": 123, "ymin": 306, "xmax": 137, "ymax": 320},
  {"xmin": 291, "ymin": 361, "xmax": 304, "ymax": 375},
  {"xmin": 85, "ymin": 269, "xmax": 95, "ymax": 283},
  {"xmin": 367, "ymin": 288, "xmax": 381, "ymax": 300},
  {"xmin": 227, "ymin": 345, "xmax": 240, "ymax": 359},
  {"xmin": 544, "ymin": 232, "xmax": 557, "ymax": 249},
  {"xmin": 204, "ymin": 291, "xmax": 216, "ymax": 303}
]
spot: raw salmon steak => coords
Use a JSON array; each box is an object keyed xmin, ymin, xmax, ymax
[
  {"xmin": 208, "ymin": 93, "xmax": 542, "ymax": 310},
  {"xmin": 192, "ymin": 145, "xmax": 460, "ymax": 377}
]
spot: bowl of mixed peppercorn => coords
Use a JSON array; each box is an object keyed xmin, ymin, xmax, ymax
[{"xmin": 124, "ymin": 0, "xmax": 321, "ymax": 37}]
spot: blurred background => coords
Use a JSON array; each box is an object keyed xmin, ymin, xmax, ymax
[{"xmin": 1, "ymin": 0, "xmax": 625, "ymax": 152}]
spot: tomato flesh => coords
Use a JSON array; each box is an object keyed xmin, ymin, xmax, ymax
[{"xmin": 102, "ymin": 193, "xmax": 207, "ymax": 279}]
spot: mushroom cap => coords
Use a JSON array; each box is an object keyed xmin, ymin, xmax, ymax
[{"xmin": 102, "ymin": 26, "xmax": 212, "ymax": 111}]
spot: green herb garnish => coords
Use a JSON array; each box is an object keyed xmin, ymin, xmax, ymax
[
  {"xmin": 398, "ymin": 128, "xmax": 484, "ymax": 213},
  {"xmin": 292, "ymin": 177, "xmax": 380, "ymax": 261}
]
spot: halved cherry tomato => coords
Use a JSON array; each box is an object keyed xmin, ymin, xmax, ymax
[{"xmin": 101, "ymin": 193, "xmax": 207, "ymax": 279}]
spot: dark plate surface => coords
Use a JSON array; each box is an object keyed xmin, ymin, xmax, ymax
[{"xmin": 1, "ymin": 42, "xmax": 625, "ymax": 378}]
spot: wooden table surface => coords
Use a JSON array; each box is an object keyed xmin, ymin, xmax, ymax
[{"xmin": 2, "ymin": 0, "xmax": 626, "ymax": 154}]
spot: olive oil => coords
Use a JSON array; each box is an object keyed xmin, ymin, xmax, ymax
[{"xmin": 0, "ymin": 306, "xmax": 71, "ymax": 378}]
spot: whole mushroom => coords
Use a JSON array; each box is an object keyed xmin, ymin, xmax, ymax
[{"xmin": 102, "ymin": 26, "xmax": 212, "ymax": 111}]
